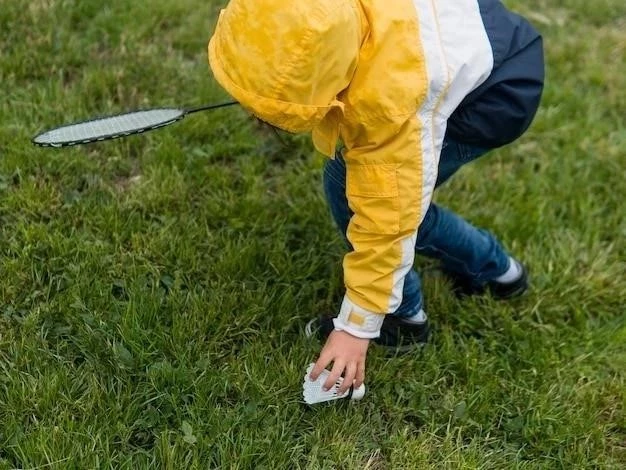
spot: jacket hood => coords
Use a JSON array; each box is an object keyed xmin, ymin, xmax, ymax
[{"xmin": 208, "ymin": 0, "xmax": 363, "ymax": 155}]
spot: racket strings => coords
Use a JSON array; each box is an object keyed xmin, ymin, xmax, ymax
[{"xmin": 34, "ymin": 109, "xmax": 184, "ymax": 146}]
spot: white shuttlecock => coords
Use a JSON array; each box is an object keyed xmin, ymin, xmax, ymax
[{"xmin": 302, "ymin": 363, "xmax": 366, "ymax": 404}]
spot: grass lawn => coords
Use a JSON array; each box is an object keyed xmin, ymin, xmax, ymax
[{"xmin": 1, "ymin": 0, "xmax": 624, "ymax": 468}]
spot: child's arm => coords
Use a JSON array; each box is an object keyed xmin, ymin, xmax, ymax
[
  {"xmin": 338, "ymin": 116, "xmax": 430, "ymax": 334},
  {"xmin": 310, "ymin": 114, "xmax": 435, "ymax": 391}
]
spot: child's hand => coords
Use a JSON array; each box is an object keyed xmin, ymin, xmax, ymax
[{"xmin": 309, "ymin": 330, "xmax": 370, "ymax": 395}]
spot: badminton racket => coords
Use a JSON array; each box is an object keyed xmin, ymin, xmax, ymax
[{"xmin": 32, "ymin": 100, "xmax": 239, "ymax": 148}]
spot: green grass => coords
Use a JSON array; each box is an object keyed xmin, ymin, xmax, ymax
[{"xmin": 1, "ymin": 0, "xmax": 624, "ymax": 468}]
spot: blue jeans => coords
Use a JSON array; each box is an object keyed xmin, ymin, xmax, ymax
[{"xmin": 323, "ymin": 137, "xmax": 511, "ymax": 317}]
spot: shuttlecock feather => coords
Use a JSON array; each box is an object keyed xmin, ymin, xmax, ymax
[{"xmin": 302, "ymin": 363, "xmax": 366, "ymax": 404}]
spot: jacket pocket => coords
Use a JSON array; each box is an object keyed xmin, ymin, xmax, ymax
[{"xmin": 346, "ymin": 163, "xmax": 400, "ymax": 235}]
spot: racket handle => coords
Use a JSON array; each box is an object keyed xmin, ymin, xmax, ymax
[{"xmin": 185, "ymin": 101, "xmax": 239, "ymax": 115}]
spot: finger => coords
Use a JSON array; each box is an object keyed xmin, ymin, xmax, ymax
[
  {"xmin": 309, "ymin": 351, "xmax": 332, "ymax": 381},
  {"xmin": 354, "ymin": 361, "xmax": 365, "ymax": 388},
  {"xmin": 338, "ymin": 361, "xmax": 357, "ymax": 395},
  {"xmin": 323, "ymin": 359, "xmax": 346, "ymax": 392}
]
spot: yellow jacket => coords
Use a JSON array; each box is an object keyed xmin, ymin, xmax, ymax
[{"xmin": 209, "ymin": 0, "xmax": 496, "ymax": 337}]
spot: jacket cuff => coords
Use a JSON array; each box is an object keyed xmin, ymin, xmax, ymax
[{"xmin": 333, "ymin": 295, "xmax": 385, "ymax": 339}]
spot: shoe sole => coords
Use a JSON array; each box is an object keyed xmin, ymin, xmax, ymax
[
  {"xmin": 444, "ymin": 263, "xmax": 529, "ymax": 300},
  {"xmin": 304, "ymin": 319, "xmax": 317, "ymax": 338},
  {"xmin": 495, "ymin": 282, "xmax": 528, "ymax": 299}
]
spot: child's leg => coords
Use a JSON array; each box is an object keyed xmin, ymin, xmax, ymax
[
  {"xmin": 323, "ymin": 152, "xmax": 423, "ymax": 318},
  {"xmin": 415, "ymin": 203, "xmax": 510, "ymax": 282},
  {"xmin": 420, "ymin": 137, "xmax": 513, "ymax": 283}
]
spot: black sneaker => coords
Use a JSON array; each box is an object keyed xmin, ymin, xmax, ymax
[
  {"xmin": 444, "ymin": 259, "xmax": 529, "ymax": 300},
  {"xmin": 305, "ymin": 314, "xmax": 429, "ymax": 353}
]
